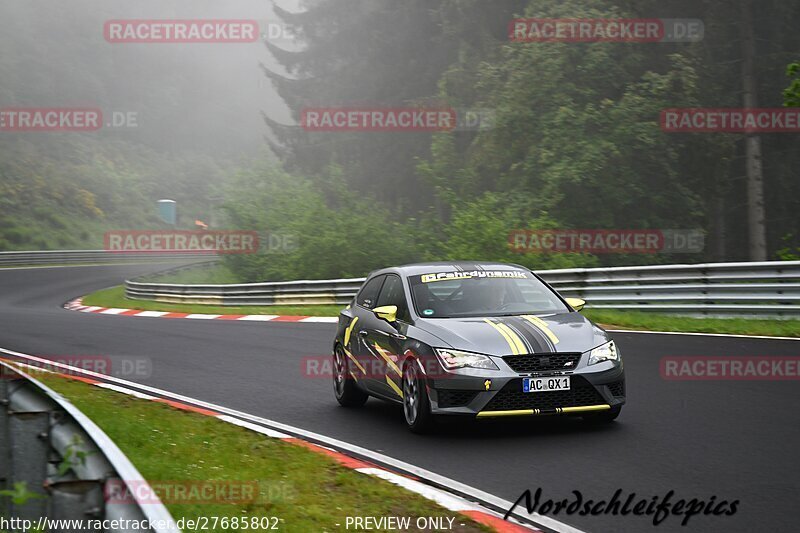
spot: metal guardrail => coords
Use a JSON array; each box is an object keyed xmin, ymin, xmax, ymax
[
  {"xmin": 0, "ymin": 361, "xmax": 177, "ymax": 532},
  {"xmin": 126, "ymin": 276, "xmax": 364, "ymax": 307},
  {"xmin": 124, "ymin": 261, "xmax": 800, "ymax": 317},
  {"xmin": 0, "ymin": 250, "xmax": 216, "ymax": 267},
  {"xmin": 539, "ymin": 261, "xmax": 800, "ymax": 316}
]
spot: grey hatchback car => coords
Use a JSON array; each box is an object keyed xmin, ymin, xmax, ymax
[{"xmin": 332, "ymin": 262, "xmax": 625, "ymax": 432}]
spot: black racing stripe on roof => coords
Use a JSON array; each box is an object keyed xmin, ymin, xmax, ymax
[{"xmin": 455, "ymin": 262, "xmax": 483, "ymax": 272}]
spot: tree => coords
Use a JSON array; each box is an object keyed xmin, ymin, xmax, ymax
[
  {"xmin": 784, "ymin": 63, "xmax": 800, "ymax": 106},
  {"xmin": 739, "ymin": 0, "xmax": 766, "ymax": 261},
  {"xmin": 262, "ymin": 0, "xmax": 458, "ymax": 212}
]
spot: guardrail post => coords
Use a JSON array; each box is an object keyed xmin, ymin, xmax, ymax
[
  {"xmin": 49, "ymin": 480, "xmax": 104, "ymax": 527},
  {"xmin": 8, "ymin": 410, "xmax": 50, "ymax": 521},
  {"xmin": 0, "ymin": 363, "xmax": 177, "ymax": 532},
  {"xmin": 0, "ymin": 379, "xmax": 11, "ymax": 518}
]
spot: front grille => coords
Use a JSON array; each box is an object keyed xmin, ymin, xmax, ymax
[
  {"xmin": 503, "ymin": 353, "xmax": 582, "ymax": 373},
  {"xmin": 483, "ymin": 376, "xmax": 605, "ymax": 412},
  {"xmin": 437, "ymin": 390, "xmax": 478, "ymax": 408},
  {"xmin": 607, "ymin": 380, "xmax": 625, "ymax": 397}
]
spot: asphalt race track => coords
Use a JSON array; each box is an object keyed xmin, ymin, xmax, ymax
[{"xmin": 1, "ymin": 264, "xmax": 798, "ymax": 533}]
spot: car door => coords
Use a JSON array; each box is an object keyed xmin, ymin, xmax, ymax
[
  {"xmin": 345, "ymin": 274, "xmax": 386, "ymax": 391},
  {"xmin": 362, "ymin": 274, "xmax": 411, "ymax": 400}
]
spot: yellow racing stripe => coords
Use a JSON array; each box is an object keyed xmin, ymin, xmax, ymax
[
  {"xmin": 476, "ymin": 409, "xmax": 536, "ymax": 418},
  {"xmin": 477, "ymin": 405, "xmax": 610, "ymax": 418},
  {"xmin": 484, "ymin": 319, "xmax": 521, "ymax": 355},
  {"xmin": 385, "ymin": 375, "xmax": 403, "ymax": 398},
  {"xmin": 343, "ymin": 316, "xmax": 359, "ymax": 346},
  {"xmin": 372, "ymin": 343, "xmax": 402, "ymax": 376},
  {"xmin": 344, "ymin": 347, "xmax": 366, "ymax": 374},
  {"xmin": 495, "ymin": 321, "xmax": 527, "ymax": 354}
]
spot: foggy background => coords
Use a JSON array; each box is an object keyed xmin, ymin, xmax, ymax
[
  {"xmin": 0, "ymin": 0, "xmax": 299, "ymax": 154},
  {"xmin": 1, "ymin": 0, "xmax": 798, "ymax": 281}
]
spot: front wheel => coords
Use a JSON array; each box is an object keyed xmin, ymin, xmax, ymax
[
  {"xmin": 402, "ymin": 361, "xmax": 433, "ymax": 433},
  {"xmin": 333, "ymin": 346, "xmax": 368, "ymax": 407},
  {"xmin": 583, "ymin": 405, "xmax": 622, "ymax": 424}
]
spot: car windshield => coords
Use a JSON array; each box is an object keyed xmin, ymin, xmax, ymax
[{"xmin": 409, "ymin": 270, "xmax": 569, "ymax": 318}]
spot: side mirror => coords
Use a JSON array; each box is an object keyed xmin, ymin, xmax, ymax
[
  {"xmin": 373, "ymin": 305, "xmax": 398, "ymax": 323},
  {"xmin": 565, "ymin": 297, "xmax": 585, "ymax": 312}
]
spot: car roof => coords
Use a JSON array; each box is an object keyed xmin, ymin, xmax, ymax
[{"xmin": 368, "ymin": 261, "xmax": 530, "ymax": 278}]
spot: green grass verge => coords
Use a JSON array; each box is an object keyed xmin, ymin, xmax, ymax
[
  {"xmin": 82, "ymin": 286, "xmax": 343, "ymax": 317},
  {"xmin": 27, "ymin": 370, "xmax": 489, "ymax": 532},
  {"xmin": 143, "ymin": 264, "xmax": 242, "ymax": 285},
  {"xmin": 583, "ymin": 309, "xmax": 800, "ymax": 338}
]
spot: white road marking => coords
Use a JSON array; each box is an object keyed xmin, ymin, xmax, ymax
[
  {"xmin": 100, "ymin": 308, "xmax": 129, "ymax": 315},
  {"xmin": 6, "ymin": 361, "xmax": 55, "ymax": 373},
  {"xmin": 608, "ymin": 328, "xmax": 800, "ymax": 341},
  {"xmin": 0, "ymin": 346, "xmax": 573, "ymax": 533},
  {"xmin": 96, "ymin": 383, "xmax": 159, "ymax": 400},
  {"xmin": 356, "ymin": 467, "xmax": 476, "ymax": 512},
  {"xmin": 217, "ymin": 415, "xmax": 292, "ymax": 439}
]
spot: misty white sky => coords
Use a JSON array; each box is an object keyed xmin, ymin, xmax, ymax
[{"xmin": 0, "ymin": 0, "xmax": 304, "ymax": 155}]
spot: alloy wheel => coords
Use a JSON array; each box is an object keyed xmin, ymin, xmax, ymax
[{"xmin": 403, "ymin": 365, "xmax": 419, "ymax": 425}]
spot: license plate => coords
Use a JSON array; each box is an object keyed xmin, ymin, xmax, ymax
[{"xmin": 523, "ymin": 377, "xmax": 571, "ymax": 393}]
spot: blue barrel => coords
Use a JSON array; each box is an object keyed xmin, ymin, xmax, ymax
[{"xmin": 157, "ymin": 199, "xmax": 177, "ymax": 225}]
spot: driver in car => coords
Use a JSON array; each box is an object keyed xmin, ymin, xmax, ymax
[{"xmin": 467, "ymin": 281, "xmax": 507, "ymax": 312}]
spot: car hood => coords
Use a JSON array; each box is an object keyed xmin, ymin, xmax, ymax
[{"xmin": 415, "ymin": 312, "xmax": 608, "ymax": 356}]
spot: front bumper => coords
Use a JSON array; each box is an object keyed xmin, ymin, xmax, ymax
[{"xmin": 426, "ymin": 357, "xmax": 625, "ymax": 418}]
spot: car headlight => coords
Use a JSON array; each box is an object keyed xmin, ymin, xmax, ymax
[
  {"xmin": 434, "ymin": 348, "xmax": 499, "ymax": 371},
  {"xmin": 587, "ymin": 340, "xmax": 620, "ymax": 366}
]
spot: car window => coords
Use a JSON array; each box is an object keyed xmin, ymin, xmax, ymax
[
  {"xmin": 356, "ymin": 275, "xmax": 386, "ymax": 309},
  {"xmin": 375, "ymin": 274, "xmax": 409, "ymax": 322},
  {"xmin": 409, "ymin": 269, "xmax": 568, "ymax": 318},
  {"xmin": 426, "ymin": 280, "xmax": 463, "ymax": 300}
]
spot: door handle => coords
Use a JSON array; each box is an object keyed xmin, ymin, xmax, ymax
[
  {"xmin": 358, "ymin": 330, "xmax": 369, "ymax": 337},
  {"xmin": 375, "ymin": 329, "xmax": 406, "ymax": 340}
]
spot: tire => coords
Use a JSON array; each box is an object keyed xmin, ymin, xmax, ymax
[
  {"xmin": 402, "ymin": 361, "xmax": 434, "ymax": 434},
  {"xmin": 583, "ymin": 405, "xmax": 622, "ymax": 424},
  {"xmin": 333, "ymin": 345, "xmax": 368, "ymax": 408}
]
